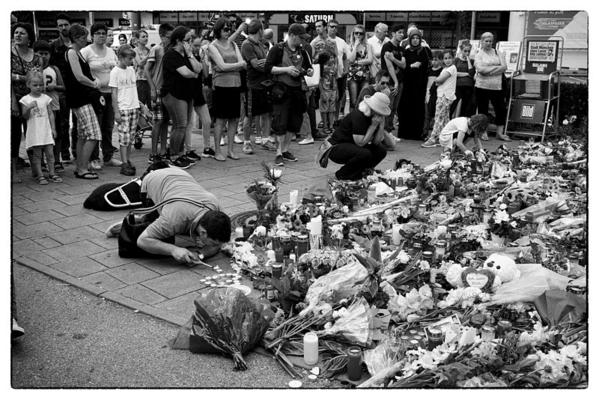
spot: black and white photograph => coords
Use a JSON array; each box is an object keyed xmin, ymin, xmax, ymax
[{"xmin": 6, "ymin": 1, "xmax": 592, "ymax": 393}]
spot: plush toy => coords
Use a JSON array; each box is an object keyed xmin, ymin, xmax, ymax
[{"xmin": 482, "ymin": 253, "xmax": 521, "ymax": 286}]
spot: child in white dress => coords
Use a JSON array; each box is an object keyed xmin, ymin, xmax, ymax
[{"xmin": 19, "ymin": 71, "xmax": 62, "ymax": 184}]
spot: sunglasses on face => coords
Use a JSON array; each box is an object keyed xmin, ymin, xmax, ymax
[
  {"xmin": 380, "ymin": 81, "xmax": 390, "ymax": 86},
  {"xmin": 329, "ymin": 25, "xmax": 338, "ymax": 29},
  {"xmin": 354, "ymin": 31, "xmax": 364, "ymax": 36}
]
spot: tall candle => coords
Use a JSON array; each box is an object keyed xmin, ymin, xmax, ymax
[
  {"xmin": 392, "ymin": 224, "xmax": 401, "ymax": 245},
  {"xmin": 303, "ymin": 332, "xmax": 319, "ymax": 365}
]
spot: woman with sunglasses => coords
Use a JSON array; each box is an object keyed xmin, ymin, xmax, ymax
[
  {"xmin": 347, "ymin": 25, "xmax": 373, "ymax": 112},
  {"xmin": 81, "ymin": 23, "xmax": 120, "ymax": 170},
  {"xmin": 160, "ymin": 26, "xmax": 204, "ymax": 169},
  {"xmin": 207, "ymin": 18, "xmax": 247, "ymax": 161}
]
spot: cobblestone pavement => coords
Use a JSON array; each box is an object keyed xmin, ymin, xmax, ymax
[{"xmin": 12, "ymin": 128, "xmax": 511, "ymax": 326}]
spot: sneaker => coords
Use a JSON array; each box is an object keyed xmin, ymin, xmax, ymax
[
  {"xmin": 298, "ymin": 137, "xmax": 314, "ymax": 145},
  {"xmin": 105, "ymin": 221, "xmax": 122, "ymax": 238},
  {"xmin": 242, "ymin": 142, "xmax": 254, "ymax": 154},
  {"xmin": 12, "ymin": 318, "xmax": 24, "ymax": 341},
  {"xmin": 160, "ymin": 153, "xmax": 173, "ymax": 165},
  {"xmin": 234, "ymin": 134, "xmax": 244, "ymax": 144},
  {"xmin": 254, "ymin": 136, "xmax": 263, "ymax": 145},
  {"xmin": 185, "ymin": 150, "xmax": 202, "ymax": 161},
  {"xmin": 183, "ymin": 155, "xmax": 197, "ymax": 165},
  {"xmin": 421, "ymin": 138, "xmax": 438, "ymax": 148},
  {"xmin": 120, "ymin": 163, "xmax": 136, "ymax": 176},
  {"xmin": 282, "ymin": 151, "xmax": 297, "ymax": 162},
  {"xmin": 261, "ymin": 140, "xmax": 277, "ymax": 152},
  {"xmin": 172, "ymin": 155, "xmax": 191, "ymax": 169},
  {"xmin": 274, "ymin": 155, "xmax": 285, "ymax": 166},
  {"xmin": 202, "ymin": 148, "xmax": 216, "ymax": 158},
  {"xmin": 104, "ymin": 157, "xmax": 123, "ymax": 167},
  {"xmin": 148, "ymin": 153, "xmax": 162, "ymax": 164},
  {"xmin": 54, "ymin": 162, "xmax": 65, "ymax": 173},
  {"xmin": 313, "ymin": 132, "xmax": 328, "ymax": 140},
  {"xmin": 89, "ymin": 160, "xmax": 103, "ymax": 170}
]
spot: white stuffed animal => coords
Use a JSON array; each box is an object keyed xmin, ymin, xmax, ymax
[{"xmin": 482, "ymin": 253, "xmax": 521, "ymax": 286}]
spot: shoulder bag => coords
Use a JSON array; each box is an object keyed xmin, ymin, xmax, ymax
[{"xmin": 118, "ymin": 197, "xmax": 209, "ymax": 258}]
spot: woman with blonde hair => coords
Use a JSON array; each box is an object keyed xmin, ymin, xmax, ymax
[
  {"xmin": 474, "ymin": 32, "xmax": 510, "ymax": 141},
  {"xmin": 347, "ymin": 24, "xmax": 373, "ymax": 112}
]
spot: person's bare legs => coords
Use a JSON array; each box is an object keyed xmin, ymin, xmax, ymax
[
  {"xmin": 227, "ymin": 117, "xmax": 239, "ymax": 159},
  {"xmin": 76, "ymin": 139, "xmax": 98, "ymax": 175},
  {"xmin": 213, "ymin": 118, "xmax": 226, "ymax": 161}
]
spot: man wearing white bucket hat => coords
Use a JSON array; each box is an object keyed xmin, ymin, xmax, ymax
[{"xmin": 326, "ymin": 92, "xmax": 396, "ymax": 180}]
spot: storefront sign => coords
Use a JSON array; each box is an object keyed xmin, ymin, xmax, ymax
[
  {"xmin": 118, "ymin": 18, "xmax": 130, "ymax": 27},
  {"xmin": 289, "ymin": 13, "xmax": 334, "ymax": 24},
  {"xmin": 159, "ymin": 12, "xmax": 178, "ymax": 23},
  {"xmin": 197, "ymin": 13, "xmax": 210, "ymax": 21},
  {"xmin": 477, "ymin": 12, "xmax": 501, "ymax": 23},
  {"xmin": 365, "ymin": 12, "xmax": 386, "ymax": 22},
  {"xmin": 497, "ymin": 41, "xmax": 521, "ymax": 73},
  {"xmin": 386, "ymin": 12, "xmax": 408, "ymax": 22},
  {"xmin": 94, "ymin": 18, "xmax": 113, "ymax": 27},
  {"xmin": 178, "ymin": 12, "xmax": 198, "ymax": 22},
  {"xmin": 526, "ymin": 11, "xmax": 587, "ymax": 49},
  {"xmin": 524, "ymin": 40, "xmax": 558, "ymax": 74}
]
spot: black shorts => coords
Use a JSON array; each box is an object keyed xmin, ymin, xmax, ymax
[
  {"xmin": 272, "ymin": 86, "xmax": 306, "ymax": 136},
  {"xmin": 192, "ymin": 79, "xmax": 206, "ymax": 107},
  {"xmin": 212, "ymin": 86, "xmax": 241, "ymax": 119},
  {"xmin": 245, "ymin": 87, "xmax": 272, "ymax": 117}
]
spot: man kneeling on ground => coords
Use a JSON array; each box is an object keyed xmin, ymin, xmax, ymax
[{"xmin": 108, "ymin": 167, "xmax": 231, "ymax": 263}]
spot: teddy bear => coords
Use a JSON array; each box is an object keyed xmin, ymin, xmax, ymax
[{"xmin": 482, "ymin": 253, "xmax": 521, "ymax": 287}]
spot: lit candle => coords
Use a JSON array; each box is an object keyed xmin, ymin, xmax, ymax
[
  {"xmin": 303, "ymin": 332, "xmax": 319, "ymax": 365},
  {"xmin": 235, "ymin": 226, "xmax": 244, "ymax": 239}
]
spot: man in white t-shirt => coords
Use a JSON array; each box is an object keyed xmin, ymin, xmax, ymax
[
  {"xmin": 327, "ymin": 19, "xmax": 350, "ymax": 121},
  {"xmin": 367, "ymin": 23, "xmax": 390, "ymax": 81}
]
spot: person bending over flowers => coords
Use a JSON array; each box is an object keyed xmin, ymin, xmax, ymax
[{"xmin": 438, "ymin": 114, "xmax": 488, "ymax": 156}]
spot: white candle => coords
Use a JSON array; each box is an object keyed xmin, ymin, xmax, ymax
[
  {"xmin": 289, "ymin": 190, "xmax": 299, "ymax": 206},
  {"xmin": 303, "ymin": 332, "xmax": 319, "ymax": 365},
  {"xmin": 266, "ymin": 250, "xmax": 276, "ymax": 262},
  {"xmin": 235, "ymin": 226, "xmax": 244, "ymax": 239},
  {"xmin": 392, "ymin": 224, "xmax": 401, "ymax": 245}
]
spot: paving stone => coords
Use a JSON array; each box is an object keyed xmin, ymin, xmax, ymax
[
  {"xmin": 52, "ymin": 214, "xmax": 104, "ymax": 230},
  {"xmin": 20, "ymin": 200, "xmax": 69, "ymax": 213},
  {"xmin": 154, "ymin": 291, "xmax": 200, "ymax": 321},
  {"xmin": 141, "ymin": 258, "xmax": 187, "ymax": 276},
  {"xmin": 14, "ymin": 210, "xmax": 65, "ymax": 226},
  {"xmin": 141, "ymin": 270, "xmax": 206, "ymax": 299},
  {"xmin": 113, "ymin": 284, "xmax": 167, "ymax": 305},
  {"xmin": 106, "ymin": 263, "xmax": 160, "ymax": 284},
  {"xmin": 48, "ymin": 257, "xmax": 107, "ymax": 278},
  {"xmin": 32, "ymin": 237, "xmax": 63, "ymax": 249},
  {"xmin": 80, "ymin": 271, "xmax": 127, "ymax": 292},
  {"xmin": 53, "ymin": 205, "xmax": 86, "ymax": 217},
  {"xmin": 21, "ymin": 189, "xmax": 59, "ymax": 202},
  {"xmin": 58, "ymin": 183, "xmax": 100, "ymax": 196},
  {"xmin": 19, "ymin": 252, "xmax": 60, "ymax": 267},
  {"xmin": 46, "ymin": 226, "xmax": 105, "ymax": 245},
  {"xmin": 12, "ymin": 221, "xmax": 64, "ymax": 240},
  {"xmin": 13, "ymin": 239, "xmax": 46, "ymax": 255},
  {"xmin": 11, "ymin": 206, "xmax": 30, "ymax": 217},
  {"xmin": 89, "ymin": 249, "xmax": 130, "ymax": 268},
  {"xmin": 42, "ymin": 240, "xmax": 106, "ymax": 262},
  {"xmin": 59, "ymin": 193, "xmax": 91, "ymax": 206},
  {"xmin": 88, "ymin": 236, "xmax": 119, "ymax": 251}
]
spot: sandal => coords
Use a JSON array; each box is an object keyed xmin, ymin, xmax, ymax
[
  {"xmin": 36, "ymin": 176, "xmax": 49, "ymax": 185},
  {"xmin": 49, "ymin": 174, "xmax": 63, "ymax": 183},
  {"xmin": 74, "ymin": 171, "xmax": 99, "ymax": 180}
]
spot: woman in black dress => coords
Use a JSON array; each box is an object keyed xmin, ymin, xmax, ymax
[{"xmin": 397, "ymin": 29, "xmax": 429, "ymax": 140}]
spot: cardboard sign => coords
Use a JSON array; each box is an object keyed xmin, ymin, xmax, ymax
[
  {"xmin": 497, "ymin": 41, "xmax": 521, "ymax": 73},
  {"xmin": 509, "ymin": 99, "xmax": 547, "ymax": 124},
  {"xmin": 524, "ymin": 40, "xmax": 559, "ymax": 74}
]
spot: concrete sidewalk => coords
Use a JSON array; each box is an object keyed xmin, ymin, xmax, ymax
[{"xmin": 11, "ymin": 131, "xmax": 508, "ymax": 327}]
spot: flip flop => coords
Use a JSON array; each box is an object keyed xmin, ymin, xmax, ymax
[{"xmin": 74, "ymin": 171, "xmax": 99, "ymax": 180}]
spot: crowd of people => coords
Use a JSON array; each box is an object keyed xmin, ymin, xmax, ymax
[{"xmin": 11, "ymin": 13, "xmax": 512, "ymax": 185}]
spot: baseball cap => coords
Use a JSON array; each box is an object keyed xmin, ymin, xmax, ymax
[
  {"xmin": 247, "ymin": 19, "xmax": 263, "ymax": 34},
  {"xmin": 288, "ymin": 23, "xmax": 310, "ymax": 39}
]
